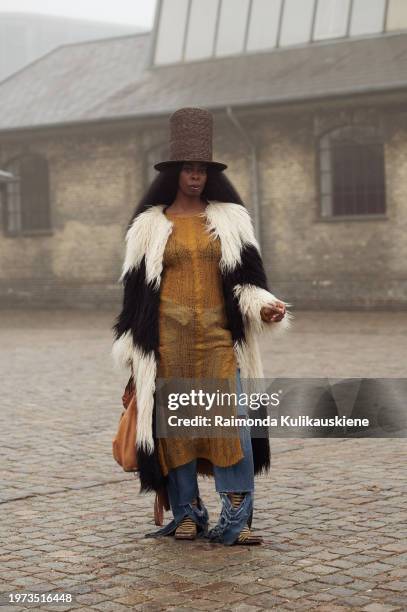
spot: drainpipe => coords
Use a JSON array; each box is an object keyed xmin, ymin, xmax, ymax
[
  {"xmin": 0, "ymin": 169, "xmax": 14, "ymax": 182},
  {"xmin": 225, "ymin": 106, "xmax": 261, "ymax": 247}
]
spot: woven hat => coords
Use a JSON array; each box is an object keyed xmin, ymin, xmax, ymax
[{"xmin": 154, "ymin": 107, "xmax": 227, "ymax": 172}]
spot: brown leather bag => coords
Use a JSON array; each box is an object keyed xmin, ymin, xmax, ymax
[
  {"xmin": 112, "ymin": 376, "xmax": 138, "ymax": 472},
  {"xmin": 112, "ymin": 375, "xmax": 170, "ymax": 525}
]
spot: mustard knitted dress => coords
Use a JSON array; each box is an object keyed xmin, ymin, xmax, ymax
[{"xmin": 156, "ymin": 211, "xmax": 244, "ymax": 477}]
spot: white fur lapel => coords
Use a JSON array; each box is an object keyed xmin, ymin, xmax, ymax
[
  {"xmin": 203, "ymin": 201, "xmax": 261, "ymax": 272},
  {"xmin": 119, "ymin": 204, "xmax": 172, "ymax": 286},
  {"xmin": 119, "ymin": 201, "xmax": 257, "ymax": 283}
]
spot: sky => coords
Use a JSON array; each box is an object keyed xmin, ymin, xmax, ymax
[{"xmin": 0, "ymin": 0, "xmax": 157, "ymax": 28}]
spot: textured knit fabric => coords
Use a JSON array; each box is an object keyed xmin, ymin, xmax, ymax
[{"xmin": 156, "ymin": 211, "xmax": 244, "ymax": 476}]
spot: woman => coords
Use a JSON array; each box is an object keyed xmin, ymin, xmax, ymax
[{"xmin": 112, "ymin": 107, "xmax": 292, "ymax": 545}]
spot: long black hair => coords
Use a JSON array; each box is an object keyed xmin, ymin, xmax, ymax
[{"xmin": 128, "ymin": 163, "xmax": 245, "ymax": 229}]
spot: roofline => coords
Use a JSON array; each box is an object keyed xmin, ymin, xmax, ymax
[
  {"xmin": 0, "ymin": 84, "xmax": 406, "ymax": 139},
  {"xmin": 47, "ymin": 29, "xmax": 151, "ymax": 50},
  {"xmin": 0, "ymin": 30, "xmax": 151, "ymax": 88}
]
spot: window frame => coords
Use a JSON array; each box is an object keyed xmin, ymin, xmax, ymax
[
  {"xmin": 315, "ymin": 124, "xmax": 388, "ymax": 222},
  {"xmin": 2, "ymin": 154, "xmax": 53, "ymax": 238},
  {"xmin": 151, "ymin": 0, "xmax": 402, "ymax": 67}
]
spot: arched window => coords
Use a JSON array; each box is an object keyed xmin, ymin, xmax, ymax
[
  {"xmin": 3, "ymin": 154, "xmax": 51, "ymax": 235},
  {"xmin": 319, "ymin": 125, "xmax": 386, "ymax": 218}
]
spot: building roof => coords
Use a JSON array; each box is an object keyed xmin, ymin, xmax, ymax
[
  {"xmin": 0, "ymin": 13, "xmax": 141, "ymax": 84},
  {"xmin": 0, "ymin": 31, "xmax": 407, "ymax": 132},
  {"xmin": 0, "ymin": 33, "xmax": 151, "ymax": 132}
]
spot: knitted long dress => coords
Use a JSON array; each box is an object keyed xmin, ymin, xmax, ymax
[{"xmin": 156, "ymin": 210, "xmax": 244, "ymax": 477}]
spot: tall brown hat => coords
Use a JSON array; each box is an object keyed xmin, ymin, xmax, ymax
[{"xmin": 154, "ymin": 107, "xmax": 227, "ymax": 172}]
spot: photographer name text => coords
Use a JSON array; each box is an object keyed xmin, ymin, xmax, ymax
[{"xmin": 167, "ymin": 415, "xmax": 370, "ymax": 428}]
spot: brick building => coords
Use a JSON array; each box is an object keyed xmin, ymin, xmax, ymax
[{"xmin": 0, "ymin": 0, "xmax": 407, "ymax": 309}]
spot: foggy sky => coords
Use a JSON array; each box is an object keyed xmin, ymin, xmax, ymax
[{"xmin": 0, "ymin": 0, "xmax": 157, "ymax": 28}]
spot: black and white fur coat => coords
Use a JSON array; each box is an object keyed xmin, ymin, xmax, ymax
[{"xmin": 111, "ymin": 200, "xmax": 293, "ymax": 493}]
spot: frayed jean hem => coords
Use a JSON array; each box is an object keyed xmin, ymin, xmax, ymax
[
  {"xmin": 144, "ymin": 495, "xmax": 209, "ymax": 538},
  {"xmin": 205, "ymin": 491, "xmax": 253, "ymax": 546}
]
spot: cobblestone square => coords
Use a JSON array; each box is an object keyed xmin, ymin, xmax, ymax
[{"xmin": 0, "ymin": 310, "xmax": 406, "ymax": 611}]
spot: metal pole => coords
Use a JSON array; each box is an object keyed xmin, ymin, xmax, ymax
[{"xmin": 0, "ymin": 169, "xmax": 14, "ymax": 182}]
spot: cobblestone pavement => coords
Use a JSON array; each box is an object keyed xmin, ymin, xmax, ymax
[{"xmin": 0, "ymin": 310, "xmax": 406, "ymax": 611}]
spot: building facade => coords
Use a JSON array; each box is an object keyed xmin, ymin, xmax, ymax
[{"xmin": 0, "ymin": 3, "xmax": 406, "ymax": 309}]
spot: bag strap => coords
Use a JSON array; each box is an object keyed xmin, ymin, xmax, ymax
[{"xmin": 121, "ymin": 375, "xmax": 135, "ymax": 409}]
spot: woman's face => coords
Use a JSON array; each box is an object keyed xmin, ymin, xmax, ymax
[{"xmin": 178, "ymin": 162, "xmax": 207, "ymax": 197}]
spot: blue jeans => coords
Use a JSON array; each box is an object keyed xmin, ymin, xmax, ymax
[{"xmin": 144, "ymin": 368, "xmax": 255, "ymax": 544}]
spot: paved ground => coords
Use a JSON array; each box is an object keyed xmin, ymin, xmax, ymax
[{"xmin": 0, "ymin": 310, "xmax": 406, "ymax": 611}]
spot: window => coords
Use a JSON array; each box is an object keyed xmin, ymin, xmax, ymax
[
  {"xmin": 246, "ymin": 0, "xmax": 282, "ymax": 52},
  {"xmin": 215, "ymin": 0, "xmax": 250, "ymax": 57},
  {"xmin": 3, "ymin": 155, "xmax": 51, "ymax": 235},
  {"xmin": 184, "ymin": 0, "xmax": 219, "ymax": 60},
  {"xmin": 153, "ymin": 0, "xmax": 189, "ymax": 65},
  {"xmin": 319, "ymin": 126, "xmax": 386, "ymax": 218},
  {"xmin": 152, "ymin": 0, "xmax": 407, "ymax": 66},
  {"xmin": 350, "ymin": 0, "xmax": 386, "ymax": 36},
  {"xmin": 313, "ymin": 0, "xmax": 350, "ymax": 41},
  {"xmin": 279, "ymin": 0, "xmax": 315, "ymax": 46}
]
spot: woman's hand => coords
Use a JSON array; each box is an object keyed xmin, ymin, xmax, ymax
[{"xmin": 260, "ymin": 300, "xmax": 286, "ymax": 323}]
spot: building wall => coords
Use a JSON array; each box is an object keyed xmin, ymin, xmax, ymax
[
  {"xmin": 0, "ymin": 131, "xmax": 144, "ymax": 307},
  {"xmin": 0, "ymin": 101, "xmax": 406, "ymax": 309},
  {"xmin": 254, "ymin": 105, "xmax": 407, "ymax": 309}
]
